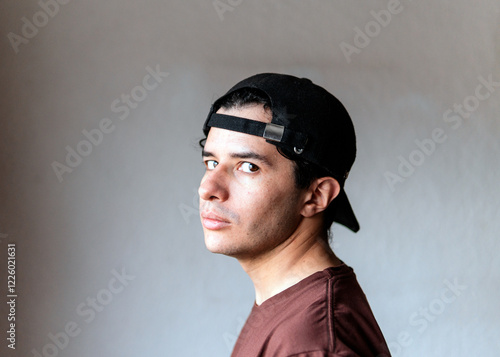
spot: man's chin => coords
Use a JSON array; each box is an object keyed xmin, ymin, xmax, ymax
[
  {"xmin": 204, "ymin": 233, "xmax": 228, "ymax": 253},
  {"xmin": 204, "ymin": 234, "xmax": 240, "ymax": 257}
]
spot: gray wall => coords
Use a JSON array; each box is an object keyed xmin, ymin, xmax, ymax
[{"xmin": 1, "ymin": 1, "xmax": 499, "ymax": 356}]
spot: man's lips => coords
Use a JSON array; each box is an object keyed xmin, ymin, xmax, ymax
[{"xmin": 200, "ymin": 212, "xmax": 231, "ymax": 230}]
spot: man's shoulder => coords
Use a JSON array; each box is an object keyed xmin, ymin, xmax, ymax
[
  {"xmin": 232, "ymin": 265, "xmax": 390, "ymax": 356},
  {"xmin": 246, "ymin": 265, "xmax": 363, "ymax": 353}
]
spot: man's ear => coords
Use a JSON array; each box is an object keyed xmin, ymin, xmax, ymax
[{"xmin": 301, "ymin": 177, "xmax": 341, "ymax": 218}]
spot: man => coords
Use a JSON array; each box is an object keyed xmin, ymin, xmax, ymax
[{"xmin": 199, "ymin": 73, "xmax": 390, "ymax": 356}]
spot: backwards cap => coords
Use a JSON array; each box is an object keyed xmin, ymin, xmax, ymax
[{"xmin": 203, "ymin": 73, "xmax": 359, "ymax": 232}]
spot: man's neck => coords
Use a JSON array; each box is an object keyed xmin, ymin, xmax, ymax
[{"xmin": 238, "ymin": 223, "xmax": 342, "ymax": 305}]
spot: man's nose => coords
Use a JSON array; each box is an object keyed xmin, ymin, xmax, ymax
[{"xmin": 198, "ymin": 169, "xmax": 229, "ymax": 202}]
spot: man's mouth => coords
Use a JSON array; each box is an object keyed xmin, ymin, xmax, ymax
[{"xmin": 200, "ymin": 212, "xmax": 231, "ymax": 230}]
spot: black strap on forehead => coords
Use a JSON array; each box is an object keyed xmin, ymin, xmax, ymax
[{"xmin": 207, "ymin": 113, "xmax": 308, "ymax": 150}]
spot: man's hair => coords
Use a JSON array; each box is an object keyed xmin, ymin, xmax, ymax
[{"xmin": 202, "ymin": 88, "xmax": 337, "ymax": 236}]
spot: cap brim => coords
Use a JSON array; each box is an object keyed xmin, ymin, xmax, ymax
[{"xmin": 333, "ymin": 189, "xmax": 360, "ymax": 232}]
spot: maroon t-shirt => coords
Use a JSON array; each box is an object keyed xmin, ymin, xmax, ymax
[{"xmin": 231, "ymin": 264, "xmax": 391, "ymax": 357}]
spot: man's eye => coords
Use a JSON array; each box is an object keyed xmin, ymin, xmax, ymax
[
  {"xmin": 239, "ymin": 162, "xmax": 259, "ymax": 173},
  {"xmin": 205, "ymin": 160, "xmax": 218, "ymax": 170}
]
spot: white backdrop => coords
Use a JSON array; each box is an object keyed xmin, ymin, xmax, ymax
[{"xmin": 0, "ymin": 1, "xmax": 499, "ymax": 356}]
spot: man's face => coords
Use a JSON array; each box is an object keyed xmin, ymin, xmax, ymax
[{"xmin": 198, "ymin": 104, "xmax": 308, "ymax": 260}]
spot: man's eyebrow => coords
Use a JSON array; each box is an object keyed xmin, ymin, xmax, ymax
[
  {"xmin": 230, "ymin": 151, "xmax": 273, "ymax": 166},
  {"xmin": 201, "ymin": 149, "xmax": 273, "ymax": 167},
  {"xmin": 201, "ymin": 149, "xmax": 214, "ymax": 158}
]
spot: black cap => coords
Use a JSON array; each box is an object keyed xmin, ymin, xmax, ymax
[{"xmin": 203, "ymin": 73, "xmax": 359, "ymax": 232}]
